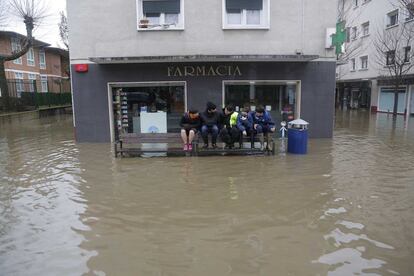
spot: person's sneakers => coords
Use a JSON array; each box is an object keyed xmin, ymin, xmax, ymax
[
  {"xmin": 202, "ymin": 143, "xmax": 209, "ymax": 149},
  {"xmin": 212, "ymin": 143, "xmax": 217, "ymax": 149},
  {"xmin": 188, "ymin": 144, "xmax": 193, "ymax": 151},
  {"xmin": 183, "ymin": 143, "xmax": 189, "ymax": 151}
]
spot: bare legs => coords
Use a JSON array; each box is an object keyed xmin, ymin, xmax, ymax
[{"xmin": 181, "ymin": 129, "xmax": 196, "ymax": 144}]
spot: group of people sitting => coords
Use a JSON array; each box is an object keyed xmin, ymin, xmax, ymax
[{"xmin": 180, "ymin": 102, "xmax": 276, "ymax": 151}]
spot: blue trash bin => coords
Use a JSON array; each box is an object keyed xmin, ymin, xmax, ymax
[{"xmin": 287, "ymin": 119, "xmax": 309, "ymax": 154}]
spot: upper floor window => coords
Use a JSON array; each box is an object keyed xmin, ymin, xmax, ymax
[
  {"xmin": 39, "ymin": 50, "xmax": 46, "ymax": 69},
  {"xmin": 360, "ymin": 56, "xmax": 368, "ymax": 69},
  {"xmin": 223, "ymin": 0, "xmax": 269, "ymax": 29},
  {"xmin": 351, "ymin": 26, "xmax": 358, "ymax": 40},
  {"xmin": 350, "ymin": 58, "xmax": 356, "ymax": 71},
  {"xmin": 404, "ymin": 46, "xmax": 411, "ymax": 62},
  {"xmin": 346, "ymin": 27, "xmax": 351, "ymax": 42},
  {"xmin": 386, "ymin": 50, "xmax": 396, "ymax": 65},
  {"xmin": 406, "ymin": 3, "xmax": 414, "ymax": 21},
  {"xmin": 137, "ymin": 0, "xmax": 183, "ymax": 30},
  {"xmin": 11, "ymin": 37, "xmax": 22, "ymax": 65},
  {"xmin": 387, "ymin": 10, "xmax": 399, "ymax": 28},
  {"xmin": 27, "ymin": 47, "xmax": 35, "ymax": 66},
  {"xmin": 362, "ymin": 22, "xmax": 369, "ymax": 36}
]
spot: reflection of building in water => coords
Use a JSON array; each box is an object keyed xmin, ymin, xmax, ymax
[{"xmin": 67, "ymin": 0, "xmax": 337, "ymax": 142}]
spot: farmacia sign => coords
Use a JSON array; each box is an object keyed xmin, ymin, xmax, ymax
[{"xmin": 167, "ymin": 65, "xmax": 242, "ymax": 77}]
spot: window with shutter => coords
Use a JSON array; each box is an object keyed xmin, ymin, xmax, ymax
[
  {"xmin": 137, "ymin": 0, "xmax": 183, "ymax": 30},
  {"xmin": 223, "ymin": 0, "xmax": 269, "ymax": 29}
]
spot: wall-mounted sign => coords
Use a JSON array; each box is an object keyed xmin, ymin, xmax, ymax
[{"xmin": 167, "ymin": 65, "xmax": 242, "ymax": 77}]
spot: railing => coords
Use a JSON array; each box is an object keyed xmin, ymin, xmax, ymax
[{"xmin": 0, "ymin": 78, "xmax": 72, "ymax": 112}]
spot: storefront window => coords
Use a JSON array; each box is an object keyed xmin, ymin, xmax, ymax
[
  {"xmin": 113, "ymin": 84, "xmax": 185, "ymax": 138},
  {"xmin": 224, "ymin": 82, "xmax": 297, "ymax": 123},
  {"xmin": 379, "ymin": 88, "xmax": 406, "ymax": 113}
]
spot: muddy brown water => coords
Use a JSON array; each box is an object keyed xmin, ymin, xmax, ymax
[{"xmin": 0, "ymin": 110, "xmax": 413, "ymax": 275}]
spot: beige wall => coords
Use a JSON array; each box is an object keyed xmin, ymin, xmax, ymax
[{"xmin": 67, "ymin": 0, "xmax": 337, "ymax": 63}]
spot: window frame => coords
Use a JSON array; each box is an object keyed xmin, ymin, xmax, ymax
[
  {"xmin": 28, "ymin": 73, "xmax": 37, "ymax": 92},
  {"xmin": 386, "ymin": 50, "xmax": 396, "ymax": 65},
  {"xmin": 222, "ymin": 0, "xmax": 270, "ymax": 30},
  {"xmin": 40, "ymin": 75, "xmax": 48, "ymax": 93},
  {"xmin": 386, "ymin": 10, "xmax": 399, "ymax": 28},
  {"xmin": 360, "ymin": 55, "xmax": 368, "ymax": 70},
  {"xmin": 11, "ymin": 37, "xmax": 22, "ymax": 65},
  {"xmin": 136, "ymin": 0, "xmax": 185, "ymax": 31},
  {"xmin": 404, "ymin": 46, "xmax": 411, "ymax": 63},
  {"xmin": 27, "ymin": 47, "xmax": 35, "ymax": 66},
  {"xmin": 351, "ymin": 26, "xmax": 358, "ymax": 40},
  {"xmin": 14, "ymin": 72, "xmax": 24, "ymax": 94},
  {"xmin": 405, "ymin": 3, "xmax": 414, "ymax": 21},
  {"xmin": 361, "ymin": 21, "xmax": 370, "ymax": 36},
  {"xmin": 350, "ymin": 58, "xmax": 356, "ymax": 71},
  {"xmin": 39, "ymin": 50, "xmax": 46, "ymax": 69}
]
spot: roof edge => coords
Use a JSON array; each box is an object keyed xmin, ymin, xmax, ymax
[{"xmin": 89, "ymin": 54, "xmax": 320, "ymax": 64}]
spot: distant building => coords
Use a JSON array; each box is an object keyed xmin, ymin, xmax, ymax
[
  {"xmin": 0, "ymin": 31, "xmax": 70, "ymax": 96},
  {"xmin": 68, "ymin": 0, "xmax": 337, "ymax": 142},
  {"xmin": 336, "ymin": 0, "xmax": 414, "ymax": 115}
]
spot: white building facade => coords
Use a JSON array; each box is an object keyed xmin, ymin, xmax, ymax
[
  {"xmin": 336, "ymin": 0, "xmax": 414, "ymax": 115},
  {"xmin": 67, "ymin": 0, "xmax": 337, "ymax": 142}
]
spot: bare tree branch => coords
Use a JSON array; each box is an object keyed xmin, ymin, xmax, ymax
[
  {"xmin": 373, "ymin": 15, "xmax": 414, "ymax": 114},
  {"xmin": 58, "ymin": 11, "xmax": 68, "ymax": 50},
  {"xmin": 0, "ymin": 0, "xmax": 48, "ymax": 110},
  {"xmin": 0, "ymin": 0, "xmax": 10, "ymax": 28}
]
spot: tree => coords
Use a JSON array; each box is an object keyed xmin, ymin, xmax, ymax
[
  {"xmin": 58, "ymin": 11, "xmax": 68, "ymax": 50},
  {"xmin": 373, "ymin": 20, "xmax": 414, "ymax": 115},
  {"xmin": 0, "ymin": 0, "xmax": 47, "ymax": 110}
]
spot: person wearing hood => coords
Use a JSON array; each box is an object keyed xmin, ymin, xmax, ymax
[
  {"xmin": 251, "ymin": 105, "xmax": 276, "ymax": 150},
  {"xmin": 220, "ymin": 104, "xmax": 240, "ymax": 149},
  {"xmin": 200, "ymin": 102, "xmax": 220, "ymax": 148},
  {"xmin": 180, "ymin": 109, "xmax": 201, "ymax": 151},
  {"xmin": 237, "ymin": 106, "xmax": 254, "ymax": 145}
]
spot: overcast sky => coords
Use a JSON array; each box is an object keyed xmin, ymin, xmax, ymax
[{"xmin": 4, "ymin": 0, "xmax": 67, "ymax": 48}]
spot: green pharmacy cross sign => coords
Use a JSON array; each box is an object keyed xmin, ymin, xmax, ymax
[{"xmin": 332, "ymin": 21, "xmax": 346, "ymax": 55}]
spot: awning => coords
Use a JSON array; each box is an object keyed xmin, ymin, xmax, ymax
[{"xmin": 89, "ymin": 54, "xmax": 320, "ymax": 64}]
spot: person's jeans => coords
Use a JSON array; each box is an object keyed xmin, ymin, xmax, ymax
[
  {"xmin": 255, "ymin": 125, "xmax": 273, "ymax": 134},
  {"xmin": 201, "ymin": 125, "xmax": 219, "ymax": 144}
]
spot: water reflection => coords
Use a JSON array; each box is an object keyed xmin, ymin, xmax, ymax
[{"xmin": 0, "ymin": 111, "xmax": 413, "ymax": 275}]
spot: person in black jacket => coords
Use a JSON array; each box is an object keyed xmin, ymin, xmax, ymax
[
  {"xmin": 180, "ymin": 109, "xmax": 201, "ymax": 151},
  {"xmin": 220, "ymin": 104, "xmax": 240, "ymax": 149},
  {"xmin": 200, "ymin": 102, "xmax": 220, "ymax": 149}
]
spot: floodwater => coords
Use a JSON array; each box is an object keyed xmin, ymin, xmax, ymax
[{"xmin": 0, "ymin": 110, "xmax": 413, "ymax": 276}]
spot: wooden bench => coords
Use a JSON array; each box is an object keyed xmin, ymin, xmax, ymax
[
  {"xmin": 192, "ymin": 133, "xmax": 276, "ymax": 156},
  {"xmin": 115, "ymin": 133, "xmax": 189, "ymax": 157},
  {"xmin": 115, "ymin": 132, "xmax": 276, "ymax": 157}
]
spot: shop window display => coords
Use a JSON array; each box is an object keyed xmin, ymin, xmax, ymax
[
  {"xmin": 113, "ymin": 85, "xmax": 184, "ymax": 139},
  {"xmin": 224, "ymin": 82, "xmax": 296, "ymax": 124}
]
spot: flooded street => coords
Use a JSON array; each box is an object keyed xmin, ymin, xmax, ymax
[{"xmin": 1, "ymin": 110, "xmax": 413, "ymax": 276}]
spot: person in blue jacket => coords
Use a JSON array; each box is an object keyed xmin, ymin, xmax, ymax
[
  {"xmin": 237, "ymin": 107, "xmax": 253, "ymax": 146},
  {"xmin": 251, "ymin": 105, "xmax": 276, "ymax": 149}
]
